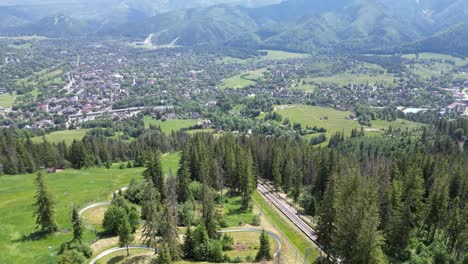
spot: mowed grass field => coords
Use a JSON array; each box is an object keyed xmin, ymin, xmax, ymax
[
  {"xmin": 260, "ymin": 50, "xmax": 310, "ymax": 60},
  {"xmin": 15, "ymin": 68, "xmax": 64, "ymax": 88},
  {"xmin": 219, "ymin": 49, "xmax": 309, "ymax": 64},
  {"xmin": 307, "ymin": 72, "xmax": 395, "ymax": 85},
  {"xmin": 266, "ymin": 105, "xmax": 360, "ymax": 138},
  {"xmin": 220, "ymin": 68, "xmax": 266, "ymax": 89},
  {"xmin": 402, "ymin": 53, "xmax": 468, "ymax": 79},
  {"xmin": 0, "ymin": 93, "xmax": 15, "ymax": 108},
  {"xmin": 31, "ymin": 129, "xmax": 90, "ymax": 145},
  {"xmin": 0, "ymin": 153, "xmax": 180, "ymax": 264},
  {"xmin": 371, "ymin": 118, "xmax": 425, "ymax": 131},
  {"xmin": 261, "ymin": 105, "xmax": 425, "ymax": 140},
  {"xmin": 143, "ymin": 116, "xmax": 197, "ymax": 133}
]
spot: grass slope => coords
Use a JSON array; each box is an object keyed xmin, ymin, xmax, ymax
[
  {"xmin": 0, "ymin": 154, "xmax": 180, "ymax": 264},
  {"xmin": 31, "ymin": 129, "xmax": 90, "ymax": 145},
  {"xmin": 260, "ymin": 50, "xmax": 310, "ymax": 60},
  {"xmin": 220, "ymin": 68, "xmax": 266, "ymax": 89},
  {"xmin": 271, "ymin": 105, "xmax": 359, "ymax": 138},
  {"xmin": 143, "ymin": 116, "xmax": 197, "ymax": 134},
  {"xmin": 0, "ymin": 93, "xmax": 15, "ymax": 108},
  {"xmin": 253, "ymin": 191, "xmax": 319, "ymax": 263}
]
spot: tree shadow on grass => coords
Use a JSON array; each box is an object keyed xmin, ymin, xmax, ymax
[
  {"xmin": 107, "ymin": 255, "xmax": 125, "ymax": 264},
  {"xmin": 13, "ymin": 230, "xmax": 50, "ymax": 242}
]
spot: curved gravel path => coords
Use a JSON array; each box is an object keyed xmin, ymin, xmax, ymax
[
  {"xmin": 88, "ymin": 228, "xmax": 282, "ymax": 264},
  {"xmin": 82, "ymin": 187, "xmax": 283, "ymax": 263}
]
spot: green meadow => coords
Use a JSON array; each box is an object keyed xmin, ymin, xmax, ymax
[
  {"xmin": 0, "ymin": 93, "xmax": 15, "ymax": 108},
  {"xmin": 260, "ymin": 50, "xmax": 310, "ymax": 60},
  {"xmin": 7, "ymin": 43, "xmax": 33, "ymax": 49},
  {"xmin": 307, "ymin": 72, "xmax": 395, "ymax": 85},
  {"xmin": 261, "ymin": 105, "xmax": 425, "ymax": 141},
  {"xmin": 220, "ymin": 68, "xmax": 266, "ymax": 89},
  {"xmin": 265, "ymin": 105, "xmax": 360, "ymax": 138},
  {"xmin": 31, "ymin": 129, "xmax": 90, "ymax": 145},
  {"xmin": 371, "ymin": 118, "xmax": 425, "ymax": 132},
  {"xmin": 0, "ymin": 154, "xmax": 180, "ymax": 264},
  {"xmin": 15, "ymin": 68, "xmax": 64, "ymax": 88},
  {"xmin": 143, "ymin": 116, "xmax": 198, "ymax": 133}
]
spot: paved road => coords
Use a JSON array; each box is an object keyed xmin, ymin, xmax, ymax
[{"xmin": 257, "ymin": 183, "xmax": 323, "ymax": 254}]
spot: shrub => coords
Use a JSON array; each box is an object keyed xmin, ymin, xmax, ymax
[
  {"xmin": 251, "ymin": 214, "xmax": 261, "ymax": 226},
  {"xmin": 221, "ymin": 234, "xmax": 234, "ymax": 251}
]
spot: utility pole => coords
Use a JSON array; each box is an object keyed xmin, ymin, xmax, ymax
[{"xmin": 48, "ymin": 245, "xmax": 54, "ymax": 264}]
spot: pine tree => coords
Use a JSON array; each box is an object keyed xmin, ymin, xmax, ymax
[
  {"xmin": 402, "ymin": 165, "xmax": 425, "ymax": 230},
  {"xmin": 202, "ymin": 187, "xmax": 219, "ymax": 239},
  {"xmin": 384, "ymin": 179, "xmax": 408, "ymax": 260},
  {"xmin": 176, "ymin": 158, "xmax": 192, "ymax": 203},
  {"xmin": 281, "ymin": 151, "xmax": 294, "ymax": 193},
  {"xmin": 142, "ymin": 179, "xmax": 160, "ymax": 254},
  {"xmin": 424, "ymin": 174, "xmax": 449, "ymax": 242},
  {"xmin": 160, "ymin": 174, "xmax": 181, "ymax": 261},
  {"xmin": 144, "ymin": 151, "xmax": 165, "ymax": 201},
  {"xmin": 447, "ymin": 197, "xmax": 462, "ymax": 251},
  {"xmin": 239, "ymin": 149, "xmax": 254, "ymax": 211},
  {"xmin": 71, "ymin": 207, "xmax": 83, "ymax": 242},
  {"xmin": 155, "ymin": 243, "xmax": 173, "ymax": 264},
  {"xmin": 118, "ymin": 218, "xmax": 134, "ymax": 257},
  {"xmin": 183, "ymin": 226, "xmax": 195, "ymax": 259},
  {"xmin": 332, "ymin": 172, "xmax": 386, "ymax": 264},
  {"xmin": 292, "ymin": 168, "xmax": 303, "ymax": 202},
  {"xmin": 316, "ymin": 174, "xmax": 336, "ymax": 256},
  {"xmin": 33, "ymin": 172, "xmax": 58, "ymax": 233},
  {"xmin": 255, "ymin": 230, "xmax": 272, "ymax": 261},
  {"xmin": 271, "ymin": 147, "xmax": 282, "ymax": 190}
]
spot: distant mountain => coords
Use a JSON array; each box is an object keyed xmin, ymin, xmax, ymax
[
  {"xmin": 387, "ymin": 21, "xmax": 468, "ymax": 56},
  {"xmin": 0, "ymin": 0, "xmax": 467, "ymax": 55}
]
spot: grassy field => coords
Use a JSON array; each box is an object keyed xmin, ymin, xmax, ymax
[
  {"xmin": 220, "ymin": 68, "xmax": 266, "ymax": 89},
  {"xmin": 0, "ymin": 152, "xmax": 180, "ymax": 264},
  {"xmin": 219, "ymin": 49, "xmax": 309, "ymax": 64},
  {"xmin": 7, "ymin": 43, "xmax": 32, "ymax": 49},
  {"xmin": 95, "ymin": 248, "xmax": 153, "ymax": 264},
  {"xmin": 402, "ymin": 52, "xmax": 468, "ymax": 67},
  {"xmin": 31, "ymin": 129, "xmax": 90, "ymax": 145},
  {"xmin": 260, "ymin": 50, "xmax": 310, "ymax": 60},
  {"xmin": 307, "ymin": 72, "xmax": 395, "ymax": 85},
  {"xmin": 454, "ymin": 72, "xmax": 468, "ymax": 80},
  {"xmin": 371, "ymin": 118, "xmax": 425, "ymax": 132},
  {"xmin": 267, "ymin": 105, "xmax": 359, "ymax": 139},
  {"xmin": 223, "ymin": 231, "xmax": 278, "ymax": 260},
  {"xmin": 290, "ymin": 80, "xmax": 316, "ymax": 93},
  {"xmin": 15, "ymin": 68, "xmax": 64, "ymax": 88},
  {"xmin": 143, "ymin": 116, "xmax": 198, "ymax": 134},
  {"xmin": 0, "ymin": 93, "xmax": 15, "ymax": 108},
  {"xmin": 402, "ymin": 53, "xmax": 468, "ymax": 79},
  {"xmin": 253, "ymin": 192, "xmax": 319, "ymax": 263}
]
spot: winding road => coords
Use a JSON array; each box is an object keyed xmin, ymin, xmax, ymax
[{"xmin": 81, "ymin": 188, "xmax": 282, "ymax": 264}]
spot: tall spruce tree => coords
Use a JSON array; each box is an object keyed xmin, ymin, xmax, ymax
[
  {"xmin": 160, "ymin": 174, "xmax": 181, "ymax": 260},
  {"xmin": 33, "ymin": 172, "xmax": 58, "ymax": 233},
  {"xmin": 239, "ymin": 148, "xmax": 254, "ymax": 211},
  {"xmin": 255, "ymin": 230, "xmax": 272, "ymax": 261},
  {"xmin": 71, "ymin": 207, "xmax": 83, "ymax": 242},
  {"xmin": 142, "ymin": 179, "xmax": 160, "ymax": 254},
  {"xmin": 317, "ymin": 174, "xmax": 336, "ymax": 256},
  {"xmin": 143, "ymin": 151, "xmax": 165, "ymax": 201}
]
